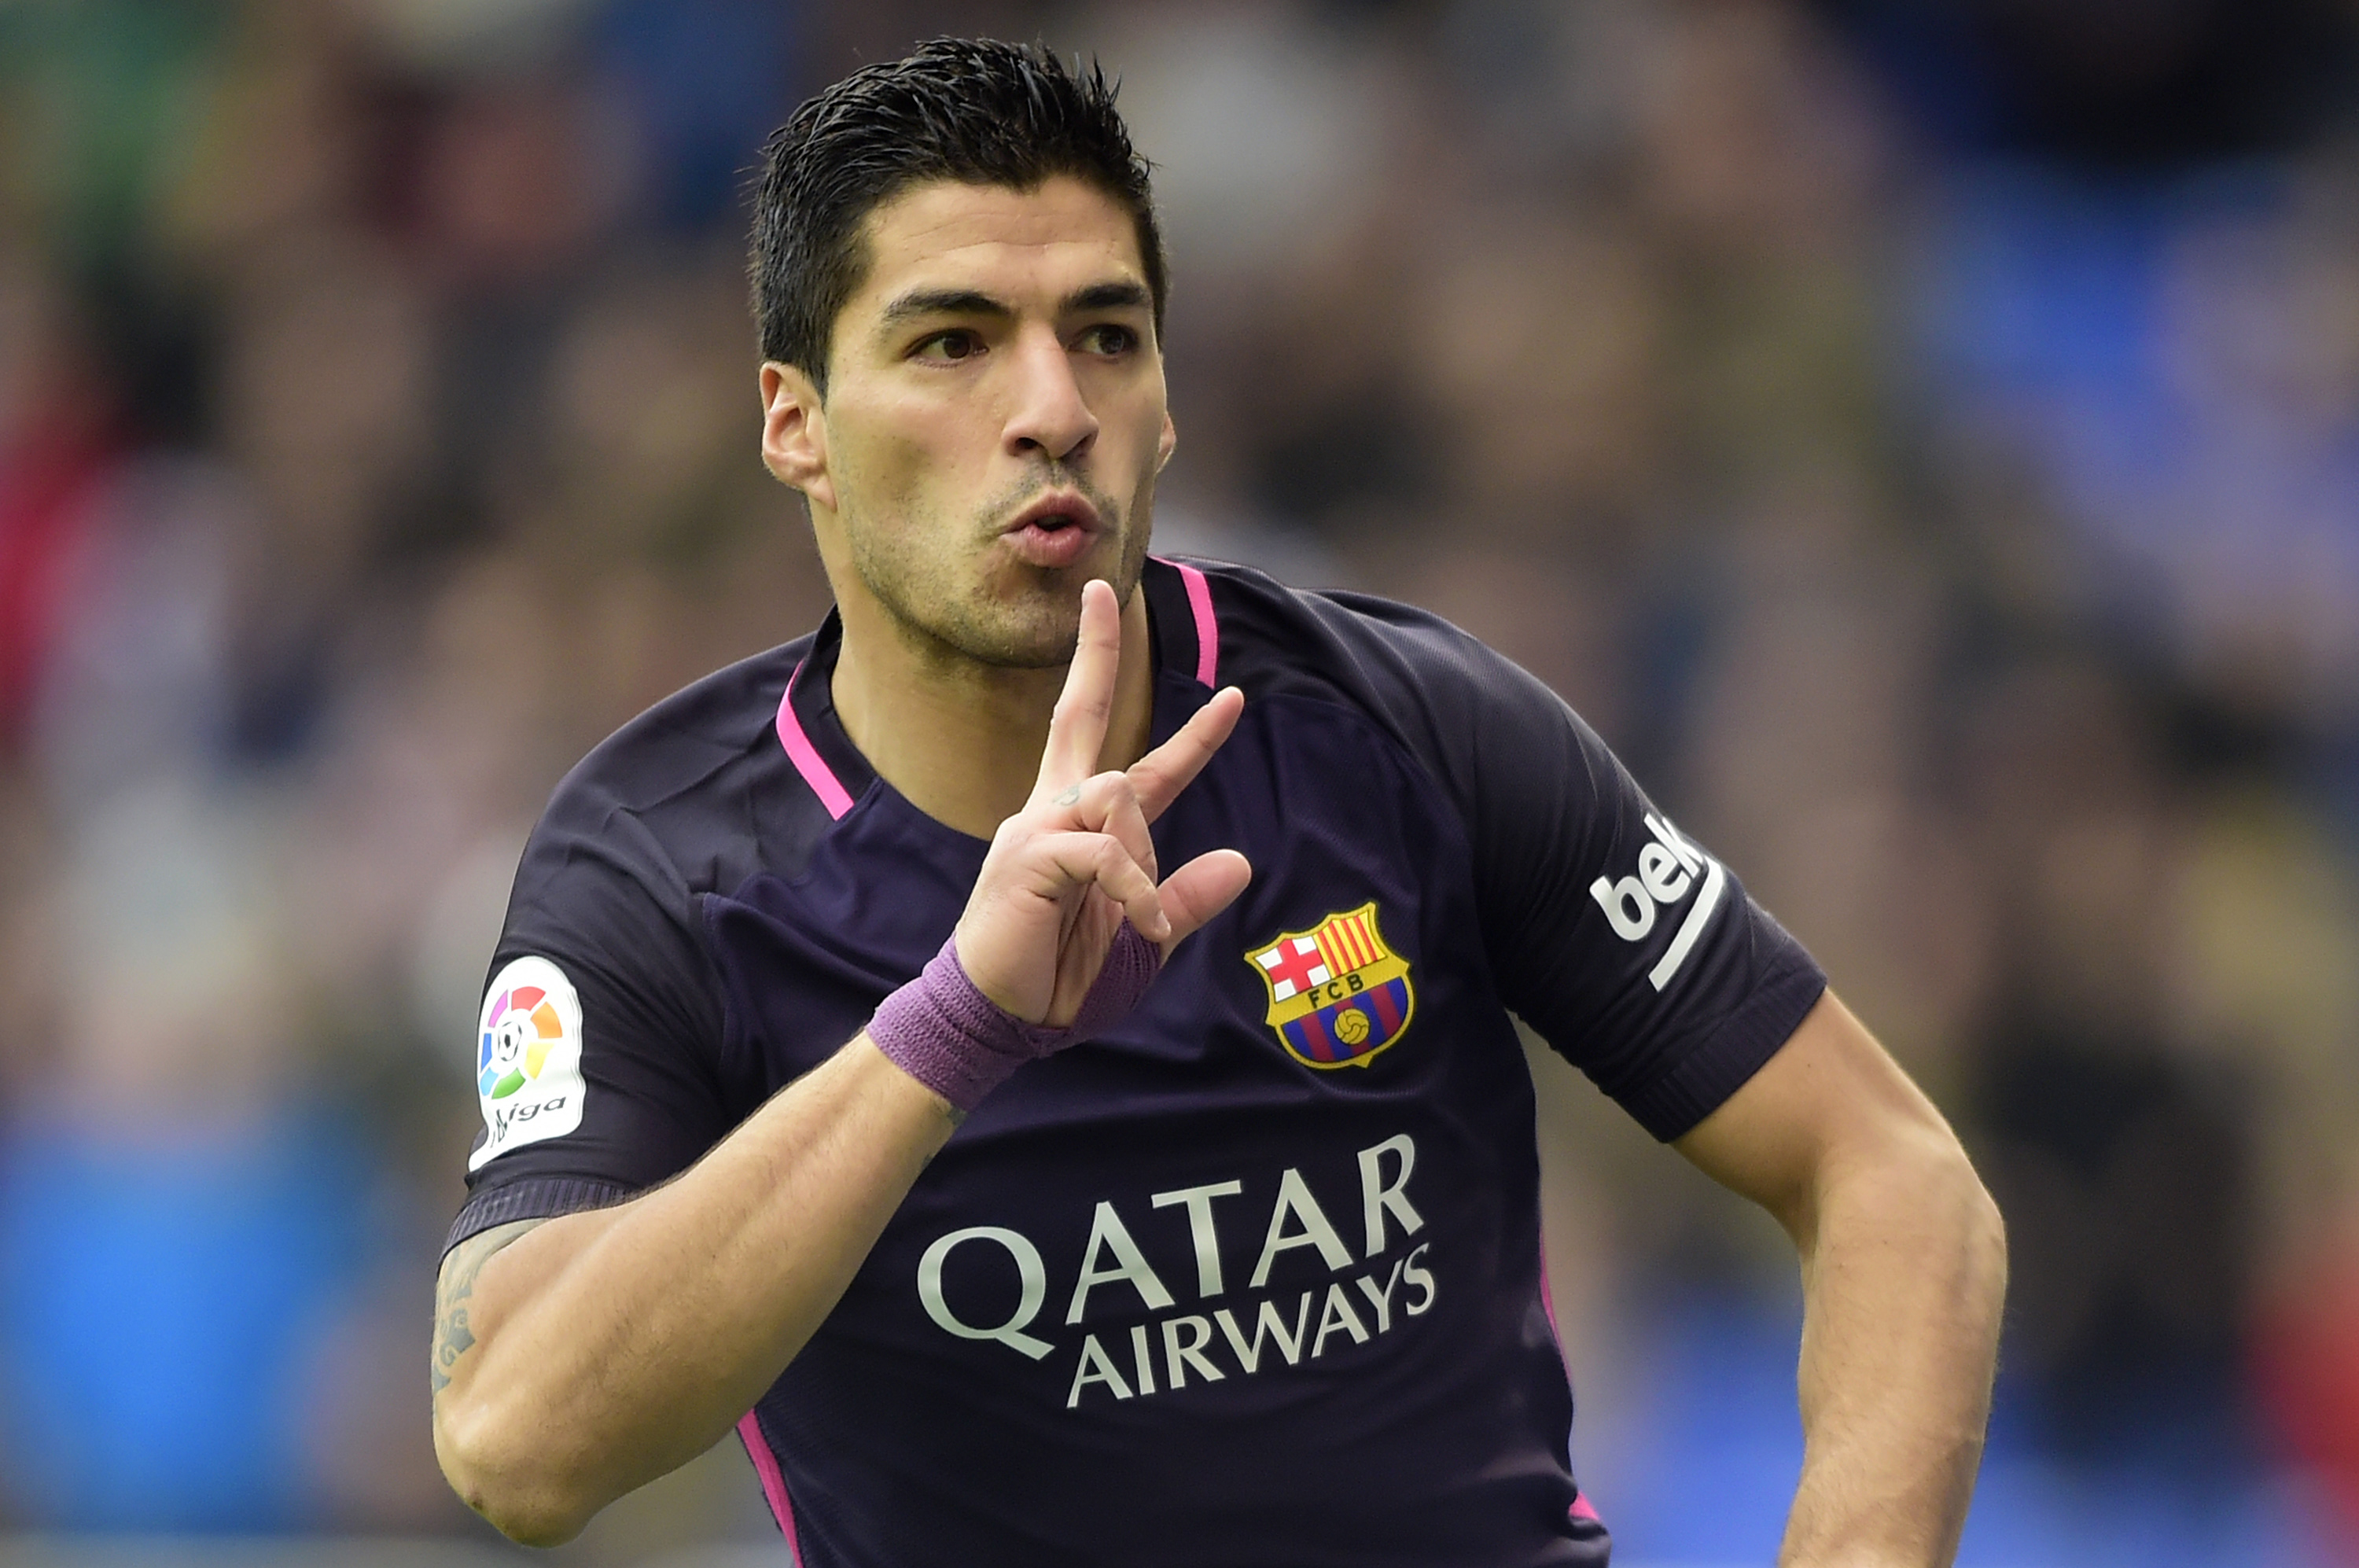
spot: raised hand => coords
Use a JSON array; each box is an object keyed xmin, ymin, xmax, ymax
[{"xmin": 952, "ymin": 578, "xmax": 1252, "ymax": 1028}]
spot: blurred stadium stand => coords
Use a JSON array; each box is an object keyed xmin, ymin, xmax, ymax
[{"xmin": 3, "ymin": 0, "xmax": 2357, "ymax": 1562}]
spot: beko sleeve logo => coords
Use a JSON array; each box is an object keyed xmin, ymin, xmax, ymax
[
  {"xmin": 468, "ymin": 955, "xmax": 587, "ymax": 1171},
  {"xmin": 1588, "ymin": 813, "xmax": 1726, "ymax": 991}
]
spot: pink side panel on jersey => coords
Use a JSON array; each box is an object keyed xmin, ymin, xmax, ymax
[
  {"xmin": 1538, "ymin": 1237, "xmax": 1606, "ymax": 1529},
  {"xmin": 737, "ymin": 1409, "xmax": 807, "ymax": 1566},
  {"xmin": 1165, "ymin": 558, "xmax": 1218, "ymax": 686},
  {"xmin": 776, "ymin": 659, "xmax": 855, "ymax": 820}
]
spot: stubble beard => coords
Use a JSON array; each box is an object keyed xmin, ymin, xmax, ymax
[{"xmin": 848, "ymin": 465, "xmax": 1153, "ymax": 672}]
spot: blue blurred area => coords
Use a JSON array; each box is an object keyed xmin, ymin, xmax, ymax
[
  {"xmin": 1911, "ymin": 163, "xmax": 2359, "ymax": 756},
  {"xmin": 1917, "ymin": 169, "xmax": 2190, "ymax": 416},
  {"xmin": 0, "ymin": 1116, "xmax": 367, "ymax": 1529},
  {"xmin": 1593, "ymin": 1290, "xmax": 2343, "ymax": 1568},
  {"xmin": 596, "ymin": 0, "xmax": 803, "ymax": 230},
  {"xmin": 1819, "ymin": 0, "xmax": 2359, "ymax": 167},
  {"xmin": 1580, "ymin": 1292, "xmax": 1805, "ymax": 1565}
]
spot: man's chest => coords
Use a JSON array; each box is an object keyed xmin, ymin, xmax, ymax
[{"xmin": 704, "ymin": 698, "xmax": 1546, "ymax": 1397}]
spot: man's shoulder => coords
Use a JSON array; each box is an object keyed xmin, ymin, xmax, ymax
[
  {"xmin": 1182, "ymin": 558, "xmax": 1489, "ymax": 698},
  {"xmin": 1180, "ymin": 558, "xmax": 1529, "ymax": 751},
  {"xmin": 550, "ymin": 636, "xmax": 811, "ymax": 819},
  {"xmin": 1175, "ymin": 556, "xmax": 1609, "ymax": 836},
  {"xmin": 521, "ymin": 635, "xmax": 817, "ymax": 908}
]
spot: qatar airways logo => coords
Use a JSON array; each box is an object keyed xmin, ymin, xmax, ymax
[
  {"xmin": 1588, "ymin": 813, "xmax": 1725, "ymax": 992},
  {"xmin": 917, "ymin": 1135, "xmax": 1436, "ymax": 1410}
]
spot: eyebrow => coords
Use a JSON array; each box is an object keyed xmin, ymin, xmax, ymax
[
  {"xmin": 1065, "ymin": 280, "xmax": 1152, "ymax": 314},
  {"xmin": 878, "ymin": 288, "xmax": 1009, "ymax": 327},
  {"xmin": 877, "ymin": 279, "xmax": 1153, "ymax": 329}
]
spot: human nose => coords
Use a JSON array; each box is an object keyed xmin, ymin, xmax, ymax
[{"xmin": 1003, "ymin": 327, "xmax": 1099, "ymax": 464}]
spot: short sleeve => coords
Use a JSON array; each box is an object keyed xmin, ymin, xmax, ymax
[
  {"xmin": 444, "ymin": 786, "xmax": 733, "ymax": 1253},
  {"xmin": 1314, "ymin": 593, "xmax": 1825, "ymax": 1139}
]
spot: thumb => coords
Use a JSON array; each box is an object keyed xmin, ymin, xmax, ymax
[{"xmin": 1153, "ymin": 849, "xmax": 1253, "ymax": 957}]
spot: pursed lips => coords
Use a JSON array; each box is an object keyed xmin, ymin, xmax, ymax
[
  {"xmin": 1002, "ymin": 490, "xmax": 1104, "ymax": 536},
  {"xmin": 999, "ymin": 491, "xmax": 1108, "ymax": 568}
]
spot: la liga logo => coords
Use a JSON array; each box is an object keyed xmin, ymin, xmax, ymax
[
  {"xmin": 469, "ymin": 955, "xmax": 587, "ymax": 1172},
  {"xmin": 480, "ymin": 984, "xmax": 561, "ymax": 1099}
]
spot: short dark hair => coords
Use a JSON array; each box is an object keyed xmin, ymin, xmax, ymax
[{"xmin": 749, "ymin": 38, "xmax": 1167, "ymax": 395}]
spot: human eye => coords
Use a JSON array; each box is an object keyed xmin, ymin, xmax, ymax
[
  {"xmin": 1075, "ymin": 322, "xmax": 1139, "ymax": 357},
  {"xmin": 911, "ymin": 329, "xmax": 984, "ymax": 363}
]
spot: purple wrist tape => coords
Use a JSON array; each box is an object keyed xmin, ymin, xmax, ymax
[{"xmin": 869, "ymin": 922, "xmax": 1164, "ymax": 1111}]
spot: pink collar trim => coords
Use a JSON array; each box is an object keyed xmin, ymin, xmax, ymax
[
  {"xmin": 775, "ymin": 658, "xmax": 855, "ymax": 820},
  {"xmin": 1161, "ymin": 558, "xmax": 1219, "ymax": 686},
  {"xmin": 775, "ymin": 563, "xmax": 1216, "ymax": 815}
]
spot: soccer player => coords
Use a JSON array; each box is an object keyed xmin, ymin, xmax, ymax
[{"xmin": 430, "ymin": 39, "xmax": 2005, "ymax": 1567}]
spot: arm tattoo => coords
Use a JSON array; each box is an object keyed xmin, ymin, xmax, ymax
[{"xmin": 431, "ymin": 1217, "xmax": 547, "ymax": 1397}]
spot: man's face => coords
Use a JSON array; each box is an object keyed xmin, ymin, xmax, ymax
[{"xmin": 769, "ymin": 175, "xmax": 1173, "ymax": 668}]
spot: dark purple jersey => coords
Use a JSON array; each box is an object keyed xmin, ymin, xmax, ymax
[{"xmin": 448, "ymin": 557, "xmax": 1825, "ymax": 1567}]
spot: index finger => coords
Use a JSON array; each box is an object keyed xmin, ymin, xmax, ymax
[
  {"xmin": 1038, "ymin": 579, "xmax": 1123, "ymax": 793},
  {"xmin": 1128, "ymin": 685, "xmax": 1244, "ymax": 822}
]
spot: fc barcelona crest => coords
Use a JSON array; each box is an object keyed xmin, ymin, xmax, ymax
[{"xmin": 1246, "ymin": 901, "xmax": 1415, "ymax": 1069}]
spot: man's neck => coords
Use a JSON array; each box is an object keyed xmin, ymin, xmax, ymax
[{"xmin": 830, "ymin": 587, "xmax": 1157, "ymax": 841}]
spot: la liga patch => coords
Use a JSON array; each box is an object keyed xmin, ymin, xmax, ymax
[{"xmin": 468, "ymin": 955, "xmax": 587, "ymax": 1171}]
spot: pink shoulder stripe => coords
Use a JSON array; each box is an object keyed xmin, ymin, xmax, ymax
[
  {"xmin": 736, "ymin": 1410, "xmax": 807, "ymax": 1566},
  {"xmin": 1166, "ymin": 559, "xmax": 1218, "ymax": 686},
  {"xmin": 775, "ymin": 659, "xmax": 855, "ymax": 820}
]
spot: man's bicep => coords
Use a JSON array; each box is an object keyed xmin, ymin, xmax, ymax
[{"xmin": 1671, "ymin": 991, "xmax": 1960, "ymax": 1233}]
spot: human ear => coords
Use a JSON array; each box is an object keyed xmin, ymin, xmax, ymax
[
  {"xmin": 1157, "ymin": 410, "xmax": 1177, "ymax": 472},
  {"xmin": 760, "ymin": 363, "xmax": 836, "ymax": 513}
]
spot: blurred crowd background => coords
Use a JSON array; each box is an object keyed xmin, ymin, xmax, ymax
[{"xmin": 3, "ymin": 0, "xmax": 2359, "ymax": 1562}]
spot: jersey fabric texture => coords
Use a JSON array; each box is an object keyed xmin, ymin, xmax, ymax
[{"xmin": 447, "ymin": 556, "xmax": 1827, "ymax": 1568}]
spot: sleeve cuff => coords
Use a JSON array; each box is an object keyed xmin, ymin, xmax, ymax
[
  {"xmin": 443, "ymin": 1176, "xmax": 634, "ymax": 1256},
  {"xmin": 1617, "ymin": 964, "xmax": 1828, "ymax": 1143}
]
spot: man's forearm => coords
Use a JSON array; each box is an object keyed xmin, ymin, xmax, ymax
[
  {"xmin": 432, "ymin": 1035, "xmax": 957, "ymax": 1544},
  {"xmin": 1777, "ymin": 1131, "xmax": 2007, "ymax": 1568}
]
